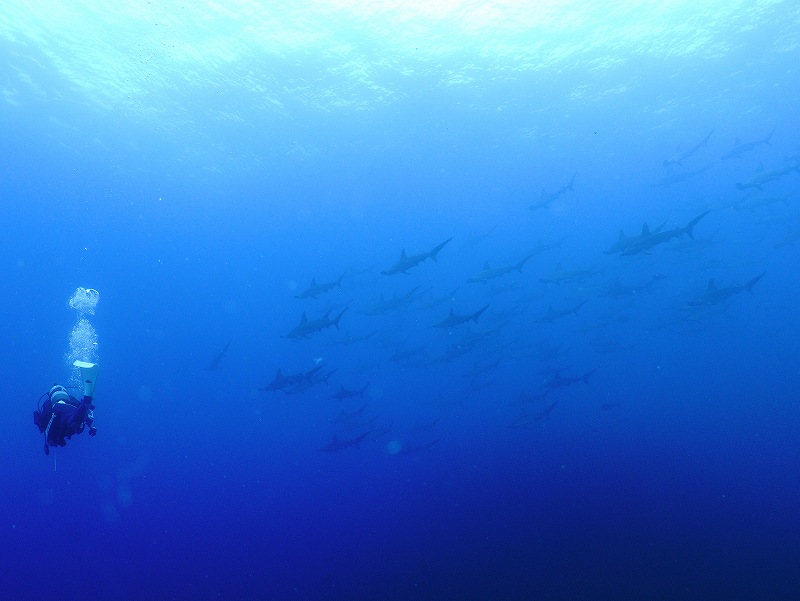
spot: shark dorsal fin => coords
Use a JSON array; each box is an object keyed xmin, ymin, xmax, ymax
[
  {"xmin": 448, "ymin": 309, "xmax": 455, "ymax": 317},
  {"xmin": 276, "ymin": 368, "xmax": 283, "ymax": 378},
  {"xmin": 618, "ymin": 230, "xmax": 625, "ymax": 240},
  {"xmin": 311, "ymin": 277, "xmax": 317, "ymax": 285},
  {"xmin": 641, "ymin": 223, "xmax": 651, "ymax": 236},
  {"xmin": 483, "ymin": 261, "xmax": 490, "ymax": 270},
  {"xmin": 300, "ymin": 312, "xmax": 308, "ymax": 323},
  {"xmin": 708, "ymin": 279, "xmax": 717, "ymax": 290}
]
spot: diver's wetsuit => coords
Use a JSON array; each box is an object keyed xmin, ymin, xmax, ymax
[{"xmin": 34, "ymin": 394, "xmax": 96, "ymax": 455}]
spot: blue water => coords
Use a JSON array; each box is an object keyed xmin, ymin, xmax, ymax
[{"xmin": 2, "ymin": 2, "xmax": 800, "ymax": 599}]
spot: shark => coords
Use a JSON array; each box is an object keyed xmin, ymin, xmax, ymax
[
  {"xmin": 330, "ymin": 382, "xmax": 370, "ymax": 401},
  {"xmin": 284, "ymin": 308, "xmax": 348, "ymax": 339},
  {"xmin": 415, "ymin": 287, "xmax": 459, "ymax": 311},
  {"xmin": 460, "ymin": 224, "xmax": 498, "ymax": 249},
  {"xmin": 466, "ymin": 253, "xmax": 535, "ymax": 284},
  {"xmin": 389, "ymin": 343, "xmax": 429, "ymax": 364},
  {"xmin": 651, "ymin": 163, "xmax": 713, "ymax": 187},
  {"xmin": 720, "ymin": 129, "xmax": 774, "ymax": 160},
  {"xmin": 603, "ymin": 219, "xmax": 669, "ymax": 255},
  {"xmin": 318, "ymin": 431, "xmax": 371, "ymax": 452},
  {"xmin": 433, "ymin": 305, "xmax": 490, "ymax": 328},
  {"xmin": 530, "ymin": 171, "xmax": 576, "ymax": 210},
  {"xmin": 294, "ymin": 273, "xmax": 345, "ymax": 299},
  {"xmin": 662, "ymin": 129, "xmax": 714, "ymax": 168},
  {"xmin": 360, "ymin": 285, "xmax": 422, "ymax": 315},
  {"xmin": 508, "ymin": 400, "xmax": 559, "ymax": 428},
  {"xmin": 599, "ymin": 274, "xmax": 666, "ymax": 298},
  {"xmin": 686, "ymin": 272, "xmax": 765, "ymax": 307},
  {"xmin": 539, "ymin": 264, "xmax": 599, "ymax": 284},
  {"xmin": 381, "ymin": 237, "xmax": 453, "ymax": 275},
  {"xmin": 204, "ymin": 341, "xmax": 231, "ymax": 371},
  {"xmin": 621, "ymin": 211, "xmax": 710, "ymax": 256},
  {"xmin": 260, "ymin": 365, "xmax": 325, "ymax": 392},
  {"xmin": 462, "ymin": 358, "xmax": 501, "ymax": 379},
  {"xmin": 285, "ymin": 367, "xmax": 336, "ymax": 394},
  {"xmin": 329, "ymin": 403, "xmax": 369, "ymax": 425},
  {"xmin": 535, "ymin": 300, "xmax": 588, "ymax": 324},
  {"xmin": 735, "ymin": 161, "xmax": 800, "ymax": 191},
  {"xmin": 733, "ymin": 193, "xmax": 790, "ymax": 211},
  {"xmin": 543, "ymin": 367, "xmax": 598, "ymax": 391}
]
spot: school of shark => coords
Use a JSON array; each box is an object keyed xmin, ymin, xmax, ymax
[{"xmin": 204, "ymin": 128, "xmax": 797, "ymax": 454}]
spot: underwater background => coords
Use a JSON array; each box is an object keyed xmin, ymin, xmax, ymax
[{"xmin": 2, "ymin": 1, "xmax": 800, "ymax": 599}]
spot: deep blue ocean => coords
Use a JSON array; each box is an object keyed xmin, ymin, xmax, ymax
[{"xmin": 2, "ymin": 2, "xmax": 800, "ymax": 600}]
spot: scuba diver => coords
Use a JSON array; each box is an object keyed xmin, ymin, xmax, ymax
[{"xmin": 33, "ymin": 361, "xmax": 99, "ymax": 455}]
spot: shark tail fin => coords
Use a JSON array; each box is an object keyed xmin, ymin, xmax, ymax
[
  {"xmin": 429, "ymin": 237, "xmax": 453, "ymax": 262},
  {"xmin": 515, "ymin": 254, "xmax": 533, "ymax": 273},
  {"xmin": 332, "ymin": 307, "xmax": 348, "ymax": 330},
  {"xmin": 684, "ymin": 211, "xmax": 710, "ymax": 239},
  {"xmin": 472, "ymin": 305, "xmax": 490, "ymax": 323},
  {"xmin": 581, "ymin": 368, "xmax": 598, "ymax": 384},
  {"xmin": 745, "ymin": 272, "xmax": 766, "ymax": 293}
]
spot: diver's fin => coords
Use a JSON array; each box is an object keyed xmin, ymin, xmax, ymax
[{"xmin": 73, "ymin": 360, "xmax": 98, "ymax": 399}]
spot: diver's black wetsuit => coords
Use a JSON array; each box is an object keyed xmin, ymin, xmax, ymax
[{"xmin": 33, "ymin": 394, "xmax": 96, "ymax": 455}]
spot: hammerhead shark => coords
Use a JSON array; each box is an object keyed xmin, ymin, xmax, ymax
[
  {"xmin": 530, "ymin": 171, "xmax": 576, "ymax": 210},
  {"xmin": 318, "ymin": 431, "xmax": 371, "ymax": 452},
  {"xmin": 663, "ymin": 129, "xmax": 714, "ymax": 168},
  {"xmin": 260, "ymin": 365, "xmax": 324, "ymax": 392},
  {"xmin": 204, "ymin": 341, "xmax": 231, "ymax": 371},
  {"xmin": 360, "ymin": 286, "xmax": 422, "ymax": 315},
  {"xmin": 381, "ymin": 237, "xmax": 453, "ymax": 275},
  {"xmin": 284, "ymin": 308, "xmax": 348, "ymax": 339},
  {"xmin": 604, "ymin": 219, "xmax": 669, "ymax": 255},
  {"xmin": 330, "ymin": 403, "xmax": 369, "ymax": 425},
  {"xmin": 687, "ymin": 272, "xmax": 765, "ymax": 307},
  {"xmin": 535, "ymin": 301, "xmax": 587, "ymax": 324},
  {"xmin": 721, "ymin": 129, "xmax": 774, "ymax": 160},
  {"xmin": 434, "ymin": 305, "xmax": 490, "ymax": 328},
  {"xmin": 508, "ymin": 400, "xmax": 559, "ymax": 428},
  {"xmin": 295, "ymin": 273, "xmax": 345, "ymax": 299},
  {"xmin": 621, "ymin": 211, "xmax": 710, "ymax": 256},
  {"xmin": 543, "ymin": 368, "xmax": 599, "ymax": 391},
  {"xmin": 651, "ymin": 164, "xmax": 713, "ymax": 187},
  {"xmin": 330, "ymin": 382, "xmax": 370, "ymax": 401},
  {"xmin": 466, "ymin": 253, "xmax": 535, "ymax": 284},
  {"xmin": 735, "ymin": 161, "xmax": 800, "ymax": 191}
]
